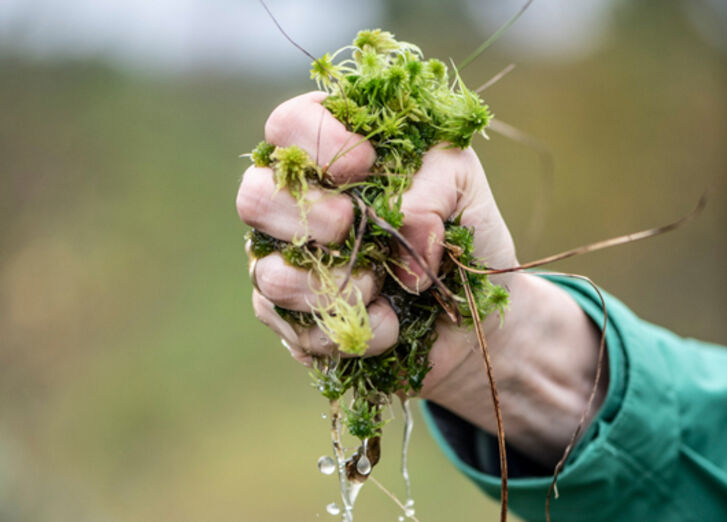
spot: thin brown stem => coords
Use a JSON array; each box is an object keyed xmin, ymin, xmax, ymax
[
  {"xmin": 259, "ymin": 0, "xmax": 317, "ymax": 62},
  {"xmin": 337, "ymin": 197, "xmax": 368, "ymax": 296},
  {"xmin": 446, "ymin": 192, "xmax": 705, "ymax": 519},
  {"xmin": 457, "ymin": 0, "xmax": 535, "ymax": 72},
  {"xmin": 531, "ymin": 272, "xmax": 608, "ymax": 522},
  {"xmin": 369, "ymin": 476, "xmax": 420, "ymax": 522},
  {"xmin": 456, "ymin": 194, "xmax": 707, "ymax": 276},
  {"xmin": 458, "ymin": 266, "xmax": 508, "ymax": 522},
  {"xmin": 488, "ymin": 118, "xmax": 554, "ymax": 252},
  {"xmin": 475, "ymin": 63, "xmax": 516, "ymax": 93},
  {"xmin": 431, "ymin": 288, "xmax": 462, "ymax": 326},
  {"xmin": 315, "ymin": 108, "xmax": 325, "ymax": 166},
  {"xmin": 324, "ymin": 133, "xmax": 376, "ymax": 178}
]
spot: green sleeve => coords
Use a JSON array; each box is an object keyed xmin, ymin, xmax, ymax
[{"xmin": 421, "ymin": 275, "xmax": 727, "ymax": 521}]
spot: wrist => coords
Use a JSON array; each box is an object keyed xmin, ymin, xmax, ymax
[{"xmin": 421, "ymin": 273, "xmax": 608, "ymax": 467}]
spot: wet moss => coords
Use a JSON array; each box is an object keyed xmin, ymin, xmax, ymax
[{"xmin": 246, "ymin": 30, "xmax": 506, "ymax": 440}]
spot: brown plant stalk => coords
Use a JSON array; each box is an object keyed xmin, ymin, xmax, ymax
[{"xmin": 458, "ymin": 265, "xmax": 509, "ymax": 522}]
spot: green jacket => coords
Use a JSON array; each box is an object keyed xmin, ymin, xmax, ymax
[{"xmin": 422, "ymin": 275, "xmax": 727, "ymax": 521}]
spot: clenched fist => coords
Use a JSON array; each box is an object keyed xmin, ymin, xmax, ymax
[{"xmin": 237, "ymin": 91, "xmax": 606, "ymax": 467}]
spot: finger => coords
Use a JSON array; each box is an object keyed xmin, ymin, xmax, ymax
[
  {"xmin": 264, "ymin": 91, "xmax": 376, "ymax": 184},
  {"xmin": 252, "ymin": 290, "xmax": 313, "ymax": 366},
  {"xmin": 253, "ymin": 291, "xmax": 400, "ymax": 358},
  {"xmin": 393, "ymin": 146, "xmax": 468, "ymax": 290},
  {"xmin": 237, "ymin": 165, "xmax": 354, "ymax": 244},
  {"xmin": 252, "ymin": 252, "xmax": 379, "ymax": 312},
  {"xmin": 394, "ymin": 146, "xmax": 515, "ymax": 290}
]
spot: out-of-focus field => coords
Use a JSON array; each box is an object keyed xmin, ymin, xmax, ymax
[{"xmin": 1, "ymin": 3, "xmax": 725, "ymax": 521}]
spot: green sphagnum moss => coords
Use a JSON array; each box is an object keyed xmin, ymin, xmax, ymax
[{"xmin": 246, "ymin": 29, "xmax": 507, "ymax": 441}]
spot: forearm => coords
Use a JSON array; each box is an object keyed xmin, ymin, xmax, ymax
[{"xmin": 421, "ymin": 273, "xmax": 608, "ymax": 468}]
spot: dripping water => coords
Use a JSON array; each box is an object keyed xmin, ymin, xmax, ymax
[
  {"xmin": 356, "ymin": 438, "xmax": 371, "ymax": 475},
  {"xmin": 318, "ymin": 455, "xmax": 336, "ymax": 475},
  {"xmin": 329, "ymin": 398, "xmax": 363, "ymax": 521},
  {"xmin": 401, "ymin": 398, "xmax": 415, "ymax": 514}
]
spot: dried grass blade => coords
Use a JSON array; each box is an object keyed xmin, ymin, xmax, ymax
[
  {"xmin": 458, "ymin": 0, "xmax": 535, "ymax": 72},
  {"xmin": 462, "ymin": 194, "xmax": 707, "ymax": 276},
  {"xmin": 475, "ymin": 63, "xmax": 516, "ymax": 93},
  {"xmin": 337, "ymin": 197, "xmax": 368, "ymax": 296},
  {"xmin": 530, "ymin": 272, "xmax": 608, "ymax": 522},
  {"xmin": 457, "ymin": 265, "xmax": 508, "ymax": 522},
  {"xmin": 488, "ymin": 118, "xmax": 554, "ymax": 250},
  {"xmin": 259, "ymin": 0, "xmax": 317, "ymax": 62}
]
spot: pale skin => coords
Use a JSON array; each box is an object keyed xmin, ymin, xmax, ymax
[{"xmin": 237, "ymin": 91, "xmax": 608, "ymax": 468}]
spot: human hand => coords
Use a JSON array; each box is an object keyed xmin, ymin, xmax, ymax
[{"xmin": 237, "ymin": 91, "xmax": 605, "ymax": 467}]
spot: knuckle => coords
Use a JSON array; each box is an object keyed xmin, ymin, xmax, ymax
[
  {"xmin": 352, "ymin": 272, "xmax": 376, "ymax": 305},
  {"xmin": 264, "ymin": 92, "xmax": 323, "ymax": 147},
  {"xmin": 264, "ymin": 100, "xmax": 294, "ymax": 146},
  {"xmin": 316, "ymin": 196, "xmax": 354, "ymax": 243},
  {"xmin": 256, "ymin": 262, "xmax": 304, "ymax": 309},
  {"xmin": 326, "ymin": 139, "xmax": 375, "ymax": 183},
  {"xmin": 236, "ymin": 168, "xmax": 269, "ymax": 227}
]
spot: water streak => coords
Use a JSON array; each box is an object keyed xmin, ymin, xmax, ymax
[
  {"xmin": 401, "ymin": 398, "xmax": 415, "ymax": 511},
  {"xmin": 329, "ymin": 398, "xmax": 364, "ymax": 521}
]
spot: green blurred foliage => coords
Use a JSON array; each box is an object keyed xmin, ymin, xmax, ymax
[{"xmin": 0, "ymin": 2, "xmax": 725, "ymax": 521}]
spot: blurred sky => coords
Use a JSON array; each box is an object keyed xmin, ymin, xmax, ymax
[{"xmin": 1, "ymin": 0, "xmax": 724, "ymax": 74}]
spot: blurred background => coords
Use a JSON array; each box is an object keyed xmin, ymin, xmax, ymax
[{"xmin": 1, "ymin": 0, "xmax": 725, "ymax": 520}]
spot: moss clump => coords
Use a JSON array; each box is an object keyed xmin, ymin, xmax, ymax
[
  {"xmin": 443, "ymin": 220, "xmax": 509, "ymax": 325},
  {"xmin": 251, "ymin": 140, "xmax": 276, "ymax": 167},
  {"xmin": 270, "ymin": 145, "xmax": 321, "ymax": 200},
  {"xmin": 246, "ymin": 30, "xmax": 507, "ymax": 441},
  {"xmin": 247, "ymin": 229, "xmax": 284, "ymax": 258},
  {"xmin": 314, "ymin": 29, "xmax": 492, "ymax": 176}
]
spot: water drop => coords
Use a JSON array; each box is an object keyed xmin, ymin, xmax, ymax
[
  {"xmin": 326, "ymin": 502, "xmax": 341, "ymax": 515},
  {"xmin": 404, "ymin": 507, "xmax": 416, "ymax": 517},
  {"xmin": 321, "ymin": 412, "xmax": 328, "ymax": 420},
  {"xmin": 356, "ymin": 455, "xmax": 371, "ymax": 475},
  {"xmin": 317, "ymin": 455, "xmax": 336, "ymax": 475},
  {"xmin": 398, "ymin": 517, "xmax": 405, "ymax": 522}
]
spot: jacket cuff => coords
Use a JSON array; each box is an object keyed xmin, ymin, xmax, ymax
[{"xmin": 420, "ymin": 274, "xmax": 680, "ymax": 521}]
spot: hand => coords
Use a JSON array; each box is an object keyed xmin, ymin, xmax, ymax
[{"xmin": 236, "ymin": 91, "xmax": 606, "ymax": 467}]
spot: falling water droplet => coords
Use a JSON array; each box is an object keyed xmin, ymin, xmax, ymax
[
  {"xmin": 404, "ymin": 498, "xmax": 415, "ymax": 517},
  {"xmin": 317, "ymin": 455, "xmax": 336, "ymax": 475},
  {"xmin": 398, "ymin": 516, "xmax": 405, "ymax": 522},
  {"xmin": 321, "ymin": 412, "xmax": 328, "ymax": 419},
  {"xmin": 326, "ymin": 502, "xmax": 341, "ymax": 515},
  {"xmin": 356, "ymin": 455, "xmax": 371, "ymax": 475}
]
